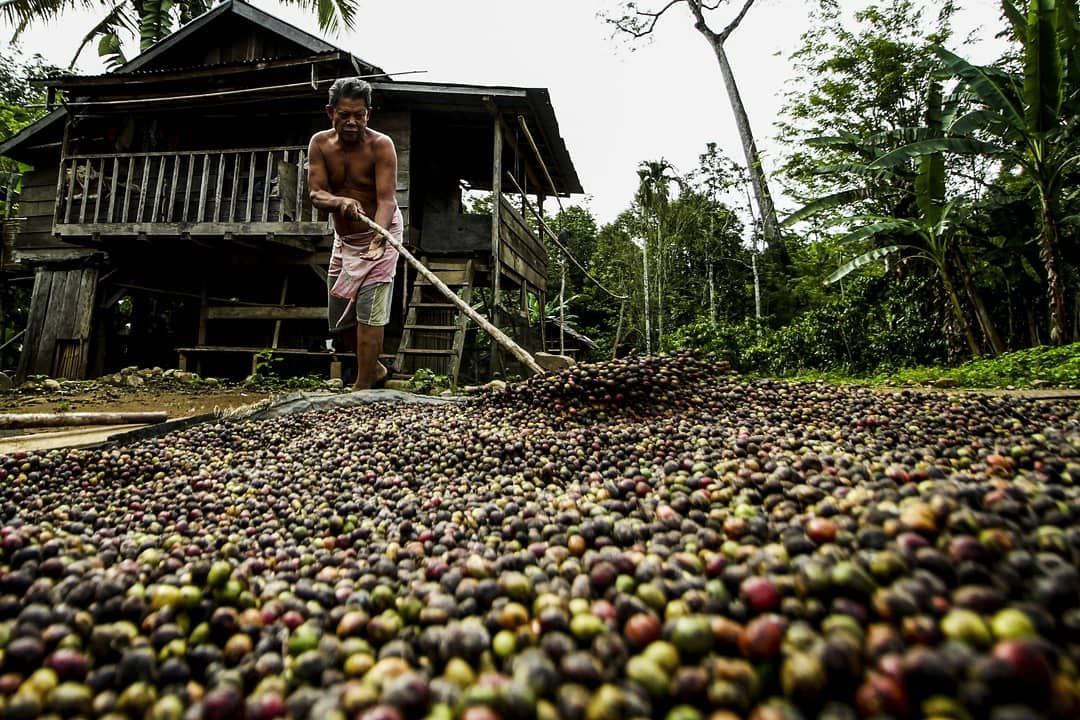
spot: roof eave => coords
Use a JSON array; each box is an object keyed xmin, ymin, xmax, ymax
[{"xmin": 0, "ymin": 108, "xmax": 66, "ymax": 161}]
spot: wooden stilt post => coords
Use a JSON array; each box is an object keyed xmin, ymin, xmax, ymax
[{"xmin": 490, "ymin": 117, "xmax": 504, "ymax": 376}]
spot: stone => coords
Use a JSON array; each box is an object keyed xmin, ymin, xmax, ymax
[
  {"xmin": 204, "ymin": 377, "xmax": 221, "ymax": 387},
  {"xmin": 0, "ymin": 372, "xmax": 12, "ymax": 391},
  {"xmin": 933, "ymin": 378, "xmax": 959, "ymax": 388},
  {"xmin": 43, "ymin": 379, "xmax": 62, "ymax": 391},
  {"xmin": 121, "ymin": 366, "xmax": 139, "ymax": 375},
  {"xmin": 384, "ymin": 379, "xmax": 412, "ymax": 392},
  {"xmin": 163, "ymin": 369, "xmax": 178, "ymax": 377},
  {"xmin": 124, "ymin": 374, "xmax": 145, "ymax": 387},
  {"xmin": 325, "ymin": 378, "xmax": 344, "ymax": 391},
  {"xmin": 438, "ymin": 390, "xmax": 455, "ymax": 398},
  {"xmin": 534, "ymin": 352, "xmax": 576, "ymax": 372}
]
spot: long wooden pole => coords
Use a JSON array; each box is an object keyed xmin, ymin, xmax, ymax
[
  {"xmin": 0, "ymin": 412, "xmax": 167, "ymax": 430},
  {"xmin": 352, "ymin": 210, "xmax": 545, "ymax": 376}
]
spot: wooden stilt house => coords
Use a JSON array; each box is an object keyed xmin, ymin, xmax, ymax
[{"xmin": 0, "ymin": 0, "xmax": 581, "ymax": 385}]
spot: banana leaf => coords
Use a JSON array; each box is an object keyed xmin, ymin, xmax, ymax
[
  {"xmin": 278, "ymin": 0, "xmax": 357, "ymax": 34},
  {"xmin": 1024, "ymin": 0, "xmax": 1064, "ymax": 134},
  {"xmin": 825, "ymin": 245, "xmax": 904, "ymax": 285},
  {"xmin": 1001, "ymin": 0, "xmax": 1028, "ymax": 43},
  {"xmin": 73, "ymin": 1, "xmax": 133, "ymax": 68},
  {"xmin": 949, "ymin": 109, "xmax": 1003, "ymax": 135},
  {"xmin": 139, "ymin": 0, "xmax": 174, "ymax": 50},
  {"xmin": 782, "ymin": 187, "xmax": 874, "ymax": 226},
  {"xmin": 836, "ymin": 219, "xmax": 923, "ymax": 245},
  {"xmin": 97, "ymin": 32, "xmax": 126, "ymax": 70},
  {"xmin": 1060, "ymin": 0, "xmax": 1080, "ymax": 102},
  {"xmin": 868, "ymin": 137, "xmax": 1005, "ymax": 169},
  {"xmin": 934, "ymin": 46, "xmax": 1027, "ymax": 129}
]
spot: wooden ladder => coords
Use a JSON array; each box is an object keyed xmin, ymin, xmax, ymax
[{"xmin": 394, "ymin": 257, "xmax": 475, "ymax": 386}]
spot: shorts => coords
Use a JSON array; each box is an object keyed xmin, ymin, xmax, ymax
[{"xmin": 328, "ymin": 277, "xmax": 393, "ymax": 330}]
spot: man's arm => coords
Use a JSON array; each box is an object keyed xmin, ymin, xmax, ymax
[
  {"xmin": 372, "ymin": 134, "xmax": 399, "ymax": 231},
  {"xmin": 308, "ymin": 134, "xmax": 358, "ymax": 217}
]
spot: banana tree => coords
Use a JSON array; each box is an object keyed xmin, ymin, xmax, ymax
[
  {"xmin": 3, "ymin": 0, "xmax": 358, "ymax": 69},
  {"xmin": 785, "ymin": 80, "xmax": 1005, "ymax": 357},
  {"xmin": 869, "ymin": 0, "xmax": 1080, "ymax": 344},
  {"xmin": 825, "ymin": 203, "xmax": 984, "ymax": 357}
]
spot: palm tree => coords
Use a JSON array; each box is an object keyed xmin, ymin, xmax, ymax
[
  {"xmin": 635, "ymin": 159, "xmax": 675, "ymax": 354},
  {"xmin": 870, "ymin": 0, "xmax": 1080, "ymax": 344},
  {"xmin": 3, "ymin": 0, "xmax": 358, "ymax": 69}
]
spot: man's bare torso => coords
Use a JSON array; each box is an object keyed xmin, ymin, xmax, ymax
[{"xmin": 310, "ymin": 127, "xmax": 388, "ymax": 236}]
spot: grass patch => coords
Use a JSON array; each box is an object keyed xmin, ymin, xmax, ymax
[{"xmin": 778, "ymin": 342, "xmax": 1080, "ymax": 389}]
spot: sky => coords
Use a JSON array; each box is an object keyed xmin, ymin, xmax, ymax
[{"xmin": 5, "ymin": 0, "xmax": 1007, "ymax": 224}]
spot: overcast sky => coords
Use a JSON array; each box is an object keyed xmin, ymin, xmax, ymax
[{"xmin": 6, "ymin": 0, "xmax": 1006, "ymax": 224}]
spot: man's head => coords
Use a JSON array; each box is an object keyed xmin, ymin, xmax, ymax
[{"xmin": 326, "ymin": 77, "xmax": 373, "ymax": 144}]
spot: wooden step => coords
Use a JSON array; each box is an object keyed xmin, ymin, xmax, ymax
[
  {"xmin": 411, "ymin": 302, "xmax": 457, "ymax": 309},
  {"xmin": 399, "ymin": 348, "xmax": 455, "ymax": 355},
  {"xmin": 405, "ymin": 324, "xmax": 460, "ymax": 331},
  {"xmin": 417, "ymin": 269, "xmax": 469, "ymax": 285},
  {"xmin": 425, "ymin": 260, "xmax": 470, "ymax": 270}
]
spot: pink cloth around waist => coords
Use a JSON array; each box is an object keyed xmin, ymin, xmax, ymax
[{"xmin": 328, "ymin": 207, "xmax": 403, "ymax": 301}]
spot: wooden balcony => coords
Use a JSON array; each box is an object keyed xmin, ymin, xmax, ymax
[{"xmin": 53, "ymin": 147, "xmax": 330, "ymax": 249}]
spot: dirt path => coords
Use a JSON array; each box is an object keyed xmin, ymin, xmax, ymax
[{"xmin": 0, "ymin": 388, "xmax": 271, "ymax": 418}]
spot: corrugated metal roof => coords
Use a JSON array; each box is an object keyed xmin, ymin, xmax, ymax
[{"xmin": 40, "ymin": 55, "xmax": 337, "ymax": 82}]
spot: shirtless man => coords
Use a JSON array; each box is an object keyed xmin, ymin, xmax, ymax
[{"xmin": 308, "ymin": 77, "xmax": 401, "ymax": 390}]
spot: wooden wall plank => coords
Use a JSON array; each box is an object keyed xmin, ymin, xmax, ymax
[
  {"xmin": 73, "ymin": 269, "xmax": 98, "ymax": 340},
  {"xmin": 17, "ymin": 269, "xmax": 54, "ymax": 380}
]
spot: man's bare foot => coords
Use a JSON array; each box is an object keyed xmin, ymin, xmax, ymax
[
  {"xmin": 352, "ymin": 361, "xmax": 388, "ymax": 391},
  {"xmin": 360, "ymin": 239, "xmax": 386, "ymax": 260}
]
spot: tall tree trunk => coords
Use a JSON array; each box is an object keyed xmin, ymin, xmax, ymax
[
  {"xmin": 1038, "ymin": 193, "xmax": 1070, "ymax": 345},
  {"xmin": 956, "ymin": 254, "xmax": 1005, "ymax": 356},
  {"xmin": 1026, "ymin": 301, "xmax": 1041, "ymax": 347},
  {"xmin": 642, "ymin": 234, "xmax": 652, "ymax": 354},
  {"xmin": 751, "ymin": 252, "xmax": 762, "ymax": 335},
  {"xmin": 707, "ymin": 258, "xmax": 717, "ymax": 323},
  {"xmin": 702, "ymin": 36, "xmax": 783, "ymax": 257},
  {"xmin": 655, "ymin": 223, "xmax": 664, "ymax": 347},
  {"xmin": 941, "ymin": 266, "xmax": 982, "ymax": 358}
]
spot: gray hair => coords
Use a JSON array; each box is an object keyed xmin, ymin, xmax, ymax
[{"xmin": 328, "ymin": 77, "xmax": 373, "ymax": 107}]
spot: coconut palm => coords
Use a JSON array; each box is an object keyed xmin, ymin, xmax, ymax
[
  {"xmin": 634, "ymin": 159, "xmax": 675, "ymax": 354},
  {"xmin": 2, "ymin": 0, "xmax": 358, "ymax": 69}
]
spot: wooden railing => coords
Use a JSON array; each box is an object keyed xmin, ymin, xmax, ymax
[
  {"xmin": 497, "ymin": 194, "xmax": 547, "ymax": 291},
  {"xmin": 53, "ymin": 147, "xmax": 329, "ymax": 237}
]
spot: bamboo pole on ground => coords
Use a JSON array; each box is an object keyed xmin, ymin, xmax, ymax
[
  {"xmin": 352, "ymin": 210, "xmax": 545, "ymax": 376},
  {"xmin": 0, "ymin": 412, "xmax": 167, "ymax": 430}
]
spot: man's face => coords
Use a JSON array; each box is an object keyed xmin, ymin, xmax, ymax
[{"xmin": 327, "ymin": 97, "xmax": 369, "ymax": 144}]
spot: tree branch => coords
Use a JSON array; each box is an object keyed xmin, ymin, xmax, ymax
[
  {"xmin": 718, "ymin": 0, "xmax": 757, "ymax": 42},
  {"xmin": 683, "ymin": 0, "xmax": 716, "ymax": 40},
  {"xmin": 610, "ymin": 0, "xmax": 685, "ymax": 39}
]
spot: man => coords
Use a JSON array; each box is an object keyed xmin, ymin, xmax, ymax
[{"xmin": 308, "ymin": 77, "xmax": 401, "ymax": 389}]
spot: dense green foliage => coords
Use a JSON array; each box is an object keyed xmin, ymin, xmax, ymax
[
  {"xmin": 549, "ymin": 0, "xmax": 1078, "ymax": 385},
  {"xmin": 0, "ymin": 47, "xmax": 55, "ymax": 167}
]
